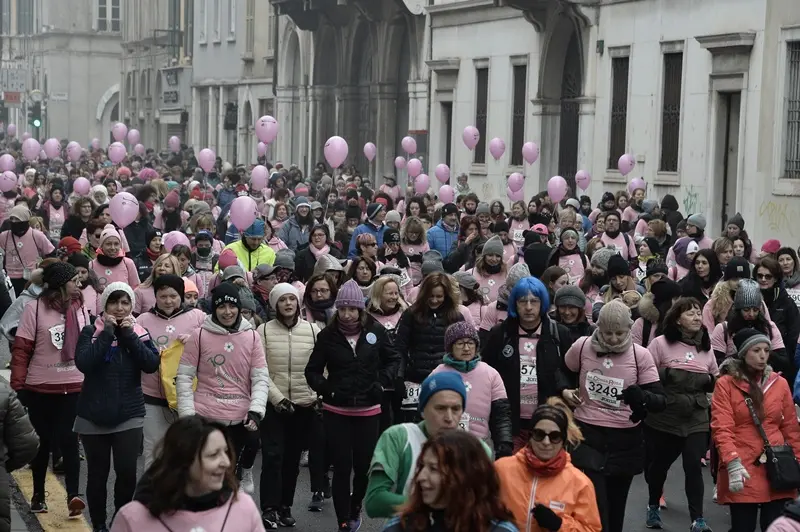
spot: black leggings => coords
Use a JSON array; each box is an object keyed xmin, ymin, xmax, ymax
[
  {"xmin": 645, "ymin": 426, "xmax": 707, "ymax": 521},
  {"xmin": 323, "ymin": 411, "xmax": 380, "ymax": 524},
  {"xmin": 225, "ymin": 423, "xmax": 260, "ymax": 476},
  {"xmin": 582, "ymin": 469, "xmax": 633, "ymax": 532},
  {"xmin": 81, "ymin": 428, "xmax": 142, "ymax": 527},
  {"xmin": 25, "ymin": 391, "xmax": 80, "ymax": 497},
  {"xmin": 729, "ymin": 499, "xmax": 790, "ymax": 532}
]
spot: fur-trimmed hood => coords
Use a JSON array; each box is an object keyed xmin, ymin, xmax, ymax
[
  {"xmin": 719, "ymin": 356, "xmax": 774, "ymax": 382},
  {"xmin": 638, "ymin": 292, "xmax": 658, "ymax": 323}
]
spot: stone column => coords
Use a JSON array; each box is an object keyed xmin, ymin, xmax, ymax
[
  {"xmin": 373, "ymin": 82, "xmax": 399, "ymax": 180},
  {"xmin": 577, "ymin": 96, "xmax": 597, "ymax": 197},
  {"xmin": 217, "ymin": 87, "xmax": 227, "ymax": 161},
  {"xmin": 530, "ymin": 98, "xmax": 562, "ymax": 191},
  {"xmin": 207, "ymin": 86, "xmax": 217, "ymax": 152},
  {"xmin": 190, "ymin": 86, "xmax": 200, "ymax": 149},
  {"xmin": 276, "ymin": 86, "xmax": 294, "ymax": 164}
]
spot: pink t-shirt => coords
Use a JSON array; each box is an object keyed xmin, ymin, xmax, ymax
[
  {"xmin": 631, "ymin": 317, "xmax": 657, "ymax": 347},
  {"xmin": 90, "ymin": 257, "xmax": 140, "ymax": 293},
  {"xmin": 559, "ymin": 254, "xmax": 586, "ymax": 285},
  {"xmin": 647, "ymin": 335, "xmax": 719, "ymax": 376},
  {"xmin": 502, "ymin": 243, "xmax": 517, "ymax": 268},
  {"xmin": 564, "ymin": 337, "xmax": 660, "ymax": 429},
  {"xmin": 599, "ymin": 232, "xmax": 637, "ymax": 261},
  {"xmin": 710, "ymin": 320, "xmax": 785, "ymax": 357},
  {"xmin": 457, "ymin": 304, "xmax": 476, "ymax": 329},
  {"xmin": 469, "ymin": 268, "xmax": 505, "ymax": 304},
  {"xmin": 465, "ymin": 301, "xmax": 485, "ymax": 328},
  {"xmin": 133, "ymin": 285, "xmax": 156, "ymax": 315},
  {"xmin": 622, "ymin": 206, "xmax": 639, "ymax": 226},
  {"xmin": 431, "ymin": 361, "xmax": 507, "ymax": 440},
  {"xmin": 518, "ymin": 326, "xmax": 541, "ymax": 419},
  {"xmin": 0, "ymin": 229, "xmax": 55, "ymax": 279},
  {"xmin": 401, "ymin": 241, "xmax": 429, "ymax": 286},
  {"xmin": 479, "ymin": 301, "xmax": 507, "ymax": 332},
  {"xmin": 82, "ymin": 285, "xmax": 98, "ymax": 317},
  {"xmin": 369, "ymin": 311, "xmax": 403, "ymax": 332},
  {"xmin": 509, "ymin": 219, "xmax": 530, "ymax": 246},
  {"xmin": 16, "ymin": 300, "xmax": 90, "ymax": 386},
  {"xmin": 47, "ymin": 205, "xmax": 66, "ymax": 240},
  {"xmin": 137, "ymin": 308, "xmax": 206, "ymax": 399}
]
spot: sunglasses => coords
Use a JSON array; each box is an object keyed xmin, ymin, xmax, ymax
[
  {"xmin": 530, "ymin": 429, "xmax": 564, "ymax": 444},
  {"xmin": 757, "ymin": 273, "xmax": 774, "ymax": 280}
]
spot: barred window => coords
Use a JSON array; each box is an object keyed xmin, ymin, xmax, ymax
[
  {"xmin": 474, "ymin": 67, "xmax": 488, "ymax": 164},
  {"xmin": 785, "ymin": 41, "xmax": 800, "ymax": 179},
  {"xmin": 608, "ymin": 56, "xmax": 629, "ymax": 170},
  {"xmin": 510, "ymin": 65, "xmax": 526, "ymax": 166},
  {"xmin": 659, "ymin": 52, "xmax": 683, "ymax": 172}
]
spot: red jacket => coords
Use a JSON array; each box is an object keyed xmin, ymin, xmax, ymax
[{"xmin": 711, "ymin": 359, "xmax": 800, "ymax": 504}]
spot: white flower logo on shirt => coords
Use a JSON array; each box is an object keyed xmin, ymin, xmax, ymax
[
  {"xmin": 602, "ymin": 358, "xmax": 614, "ymax": 369},
  {"xmin": 15, "ymin": 241, "xmax": 22, "ymax": 248},
  {"xmin": 166, "ymin": 325, "xmax": 176, "ymax": 334},
  {"xmin": 524, "ymin": 342, "xmax": 535, "ymax": 352},
  {"xmin": 464, "ymin": 381, "xmax": 472, "ymax": 393},
  {"xmin": 685, "ymin": 352, "xmax": 695, "ymax": 362},
  {"xmin": 488, "ymin": 279, "xmax": 496, "ymax": 287},
  {"xmin": 408, "ymin": 247, "xmax": 415, "ymax": 254},
  {"xmin": 105, "ymin": 269, "xmax": 112, "ymax": 276},
  {"xmin": 224, "ymin": 342, "xmax": 234, "ymax": 353}
]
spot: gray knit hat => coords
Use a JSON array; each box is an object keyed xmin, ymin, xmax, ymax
[
  {"xmin": 421, "ymin": 260, "xmax": 445, "ymax": 276},
  {"xmin": 453, "ymin": 271, "xmax": 479, "ymax": 291},
  {"xmin": 597, "ymin": 299, "xmax": 633, "ymax": 332},
  {"xmin": 554, "ymin": 285, "xmax": 587, "ymax": 309},
  {"xmin": 687, "ymin": 213, "xmax": 707, "ymax": 231},
  {"xmin": 733, "ymin": 327, "xmax": 770, "ymax": 359},
  {"xmin": 482, "ymin": 235, "xmax": 504, "ymax": 257},
  {"xmin": 590, "ymin": 247, "xmax": 617, "ymax": 271},
  {"xmin": 476, "ymin": 202, "xmax": 490, "ymax": 215},
  {"xmin": 497, "ymin": 262, "xmax": 531, "ymax": 305},
  {"xmin": 734, "ymin": 279, "xmax": 763, "ymax": 310}
]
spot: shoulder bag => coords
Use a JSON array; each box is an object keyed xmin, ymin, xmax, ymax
[{"xmin": 742, "ymin": 391, "xmax": 800, "ymax": 490}]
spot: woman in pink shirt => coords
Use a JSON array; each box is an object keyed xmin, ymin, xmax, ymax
[
  {"xmin": 548, "ymin": 227, "xmax": 587, "ymax": 285},
  {"xmin": 507, "ymin": 200, "xmax": 530, "ymax": 248},
  {"xmin": 40, "ymin": 185, "xmax": 68, "ymax": 241},
  {"xmin": 176, "ymin": 283, "xmax": 269, "ymax": 493},
  {"xmin": 466, "ymin": 236, "xmax": 506, "ymax": 304},
  {"xmin": 110, "ymin": 416, "xmax": 264, "ymax": 532},
  {"xmin": 133, "ymin": 254, "xmax": 181, "ymax": 316},
  {"xmin": 69, "ymin": 253, "xmax": 100, "ymax": 318},
  {"xmin": 562, "ymin": 299, "xmax": 666, "ymax": 532},
  {"xmin": 10, "ymin": 262, "xmax": 89, "ymax": 517},
  {"xmin": 400, "ymin": 216, "xmax": 428, "ymax": 286},
  {"xmin": 0, "ymin": 205, "xmax": 56, "ymax": 297},
  {"xmin": 453, "ymin": 271, "xmax": 487, "ymax": 328},
  {"xmin": 89, "ymin": 224, "xmax": 139, "ymax": 294},
  {"xmin": 478, "ymin": 262, "xmax": 530, "ymax": 343}
]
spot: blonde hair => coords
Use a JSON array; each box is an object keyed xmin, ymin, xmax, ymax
[
  {"xmin": 140, "ymin": 254, "xmax": 181, "ymax": 288},
  {"xmin": 367, "ymin": 276, "xmax": 408, "ymax": 312},
  {"xmin": 710, "ymin": 279, "xmax": 739, "ymax": 325},
  {"xmin": 545, "ymin": 397, "xmax": 584, "ymax": 447},
  {"xmin": 401, "ymin": 216, "xmax": 427, "ymax": 245},
  {"xmin": 150, "ymin": 179, "xmax": 168, "ymax": 200},
  {"xmin": 28, "ymin": 216, "xmax": 45, "ymax": 232},
  {"xmin": 190, "ymin": 212, "xmax": 215, "ymax": 234}
]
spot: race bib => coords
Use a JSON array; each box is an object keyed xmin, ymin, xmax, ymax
[
  {"xmin": 399, "ymin": 269, "xmax": 412, "ymax": 287},
  {"xmin": 402, "ymin": 381, "xmax": 421, "ymax": 407},
  {"xmin": 511, "ymin": 229, "xmax": 524, "ymax": 242},
  {"xmin": 458, "ymin": 412, "xmax": 470, "ymax": 431},
  {"xmin": 585, "ymin": 372, "xmax": 624, "ymax": 408},
  {"xmin": 520, "ymin": 360, "xmax": 537, "ymax": 385},
  {"xmin": 49, "ymin": 324, "xmax": 65, "ymax": 350},
  {"xmin": 788, "ymin": 288, "xmax": 800, "ymax": 309}
]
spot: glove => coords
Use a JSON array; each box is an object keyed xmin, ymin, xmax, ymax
[
  {"xmin": 620, "ymin": 385, "xmax": 648, "ymax": 423},
  {"xmin": 313, "ymin": 396, "xmax": 323, "ymax": 415},
  {"xmin": 532, "ymin": 504, "xmax": 562, "ymax": 531},
  {"xmin": 246, "ymin": 411, "xmax": 262, "ymax": 429},
  {"xmin": 727, "ymin": 458, "xmax": 751, "ymax": 493},
  {"xmin": 495, "ymin": 442, "xmax": 513, "ymax": 460},
  {"xmin": 275, "ymin": 399, "xmax": 295, "ymax": 415}
]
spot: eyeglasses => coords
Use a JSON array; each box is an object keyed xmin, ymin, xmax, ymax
[
  {"xmin": 311, "ymin": 288, "xmax": 331, "ymax": 296},
  {"xmin": 362, "ymin": 243, "xmax": 377, "ymax": 248},
  {"xmin": 453, "ymin": 339, "xmax": 477, "ymax": 349},
  {"xmin": 757, "ymin": 273, "xmax": 774, "ymax": 280},
  {"xmin": 530, "ymin": 429, "xmax": 564, "ymax": 444}
]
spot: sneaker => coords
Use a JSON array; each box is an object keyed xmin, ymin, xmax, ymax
[
  {"xmin": 263, "ymin": 509, "xmax": 279, "ymax": 529},
  {"xmin": 309, "ymin": 492, "xmax": 324, "ymax": 512},
  {"xmin": 68, "ymin": 496, "xmax": 86, "ymax": 519},
  {"xmin": 646, "ymin": 505, "xmax": 663, "ymax": 529},
  {"xmin": 30, "ymin": 493, "xmax": 47, "ymax": 513},
  {"xmin": 240, "ymin": 468, "xmax": 255, "ymax": 494},
  {"xmin": 712, "ymin": 486, "xmax": 718, "ymax": 503},
  {"xmin": 690, "ymin": 517, "xmax": 712, "ymax": 532},
  {"xmin": 278, "ymin": 507, "xmax": 296, "ymax": 527},
  {"xmin": 700, "ymin": 457, "xmax": 707, "ymax": 467},
  {"xmin": 300, "ymin": 450, "xmax": 309, "ymax": 467},
  {"xmin": 659, "ymin": 495, "xmax": 667, "ymax": 510}
]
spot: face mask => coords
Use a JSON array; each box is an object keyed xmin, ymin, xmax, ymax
[
  {"xmin": 10, "ymin": 221, "xmax": 29, "ymax": 237},
  {"xmin": 196, "ymin": 247, "xmax": 212, "ymax": 257}
]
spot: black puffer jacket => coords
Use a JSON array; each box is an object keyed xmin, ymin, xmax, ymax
[
  {"xmin": 763, "ymin": 285, "xmax": 800, "ymax": 384},
  {"xmin": 305, "ymin": 315, "xmax": 401, "ymax": 408},
  {"xmin": 0, "ymin": 382, "xmax": 38, "ymax": 532},
  {"xmin": 394, "ymin": 308, "xmax": 465, "ymax": 383}
]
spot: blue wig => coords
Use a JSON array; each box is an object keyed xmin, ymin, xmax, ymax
[{"xmin": 508, "ymin": 277, "xmax": 550, "ymax": 317}]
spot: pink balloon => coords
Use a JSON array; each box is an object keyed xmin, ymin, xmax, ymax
[
  {"xmin": 109, "ymin": 192, "xmax": 139, "ymax": 228},
  {"xmin": 407, "ymin": 158, "xmax": 422, "ymax": 178},
  {"xmin": 575, "ymin": 169, "xmax": 591, "ymax": 191},
  {"xmin": 434, "ymin": 164, "xmax": 450, "ymax": 184},
  {"xmin": 127, "ymin": 129, "xmax": 140, "ymax": 145},
  {"xmin": 22, "ymin": 138, "xmax": 40, "ymax": 161},
  {"xmin": 134, "ymin": 143, "xmax": 145, "ymax": 156},
  {"xmin": 438, "ymin": 185, "xmax": 455, "ymax": 204},
  {"xmin": 507, "ymin": 172, "xmax": 524, "ymax": 193},
  {"xmin": 0, "ymin": 154, "xmax": 14, "ymax": 172},
  {"xmin": 67, "ymin": 142, "xmax": 82, "ymax": 162},
  {"xmin": 522, "ymin": 142, "xmax": 539, "ymax": 165},
  {"xmin": 255, "ymin": 115, "xmax": 279, "ymax": 144},
  {"xmin": 414, "ymin": 174, "xmax": 430, "ymax": 195},
  {"xmin": 198, "ymin": 148, "xmax": 216, "ymax": 173},
  {"xmin": 91, "ymin": 138, "xmax": 100, "ymax": 150},
  {"xmin": 394, "ymin": 156, "xmax": 406, "ymax": 170},
  {"xmin": 108, "ymin": 142, "xmax": 127, "ymax": 164},
  {"xmin": 39, "ymin": 150, "xmax": 46, "ymax": 161},
  {"xmin": 257, "ymin": 142, "xmax": 267, "ymax": 157},
  {"xmin": 489, "ymin": 138, "xmax": 506, "ymax": 161},
  {"xmin": 21, "ymin": 132, "xmax": 30, "ymax": 141},
  {"xmin": 0, "ymin": 171, "xmax": 16, "ymax": 193},
  {"xmin": 43, "ymin": 138, "xmax": 60, "ymax": 159},
  {"xmin": 547, "ymin": 176, "xmax": 568, "ymax": 204},
  {"xmin": 73, "ymin": 177, "xmax": 91, "ymax": 196},
  {"xmin": 507, "ymin": 186, "xmax": 524, "ymax": 202},
  {"xmin": 323, "ymin": 136, "xmax": 348, "ymax": 168},
  {"xmin": 230, "ymin": 196, "xmax": 259, "ymax": 231},
  {"xmin": 169, "ymin": 136, "xmax": 181, "ymax": 152},
  {"xmin": 462, "ymin": 126, "xmax": 480, "ymax": 150},
  {"xmin": 6, "ymin": 124, "xmax": 16, "ymax": 137},
  {"xmin": 401, "ymin": 136, "xmax": 417, "ymax": 155},
  {"xmin": 363, "ymin": 142, "xmax": 376, "ymax": 162},
  {"xmin": 162, "ymin": 231, "xmax": 191, "ymax": 252},
  {"xmin": 112, "ymin": 122, "xmax": 128, "ymax": 143},
  {"xmin": 618, "ymin": 153, "xmax": 635, "ymax": 176},
  {"xmin": 628, "ymin": 178, "xmax": 646, "ymax": 194},
  {"xmin": 251, "ymin": 165, "xmax": 269, "ymax": 190}
]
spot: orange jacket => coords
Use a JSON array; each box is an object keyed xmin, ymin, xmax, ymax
[
  {"xmin": 495, "ymin": 451, "xmax": 601, "ymax": 532},
  {"xmin": 711, "ymin": 361, "xmax": 800, "ymax": 504}
]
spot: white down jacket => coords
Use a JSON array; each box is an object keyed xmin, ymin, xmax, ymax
[{"xmin": 258, "ymin": 318, "xmax": 320, "ymax": 407}]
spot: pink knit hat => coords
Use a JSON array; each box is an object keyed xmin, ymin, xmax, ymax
[
  {"xmin": 335, "ymin": 279, "xmax": 365, "ymax": 309},
  {"xmin": 99, "ymin": 224, "xmax": 122, "ymax": 249}
]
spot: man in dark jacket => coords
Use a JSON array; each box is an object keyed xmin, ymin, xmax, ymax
[
  {"xmin": 660, "ymin": 194, "xmax": 683, "ymax": 238},
  {"xmin": 123, "ymin": 204, "xmax": 153, "ymax": 259},
  {"xmin": 0, "ymin": 381, "xmax": 39, "ymax": 531}
]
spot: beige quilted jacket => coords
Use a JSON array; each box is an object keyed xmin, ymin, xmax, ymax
[{"xmin": 257, "ymin": 319, "xmax": 320, "ymax": 407}]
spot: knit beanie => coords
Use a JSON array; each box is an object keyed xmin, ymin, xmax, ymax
[
  {"xmin": 218, "ymin": 248, "xmax": 239, "ymax": 270},
  {"xmin": 505, "ymin": 263, "xmax": 531, "ymax": 289},
  {"xmin": 762, "ymin": 239, "xmax": 781, "ymax": 255},
  {"xmin": 559, "ymin": 227, "xmax": 579, "ymax": 242},
  {"xmin": 100, "ymin": 281, "xmax": 136, "ymax": 312},
  {"xmin": 268, "ymin": 282, "xmax": 299, "ymax": 311},
  {"xmin": 724, "ymin": 256, "xmax": 750, "ymax": 280},
  {"xmin": 651, "ymin": 279, "xmax": 682, "ymax": 310},
  {"xmin": 642, "ymin": 199, "xmax": 658, "ymax": 214},
  {"xmin": 243, "ymin": 219, "xmax": 266, "ymax": 237},
  {"xmin": 423, "ymin": 250, "xmax": 443, "ymax": 263},
  {"xmin": 646, "ymin": 258, "xmax": 668, "ymax": 278},
  {"xmin": 99, "ymin": 224, "xmax": 122, "ymax": 248},
  {"xmin": 385, "ymin": 210, "xmax": 402, "ymax": 224},
  {"xmin": 153, "ymin": 273, "xmax": 185, "ymax": 301},
  {"xmin": 184, "ymin": 278, "xmax": 199, "ymax": 295},
  {"xmin": 164, "ymin": 190, "xmax": 180, "ymax": 209},
  {"xmin": 240, "ymin": 287, "xmax": 257, "ymax": 312},
  {"xmin": 384, "ymin": 228, "xmax": 401, "ymax": 245},
  {"xmin": 274, "ymin": 249, "xmax": 296, "ymax": 270},
  {"xmin": 421, "ymin": 261, "xmax": 445, "ymax": 276},
  {"xmin": 335, "ymin": 279, "xmax": 365, "ymax": 309},
  {"xmin": 565, "ymin": 198, "xmax": 581, "ymax": 211},
  {"xmin": 58, "ymin": 237, "xmax": 82, "ymax": 255},
  {"xmin": 444, "ymin": 321, "xmax": 479, "ymax": 352},
  {"xmin": 345, "ymin": 205, "xmax": 362, "ymax": 221},
  {"xmin": 733, "ymin": 327, "xmax": 770, "ymax": 359},
  {"xmin": 734, "ymin": 279, "xmax": 763, "ymax": 310},
  {"xmin": 42, "ymin": 262, "xmax": 77, "ymax": 290},
  {"xmin": 601, "ymin": 191, "xmax": 615, "ymax": 204},
  {"xmin": 67, "ymin": 253, "xmax": 90, "ymax": 270},
  {"xmin": 146, "ymin": 228, "xmax": 163, "ymax": 247},
  {"xmin": 590, "ymin": 247, "xmax": 617, "ymax": 271},
  {"xmin": 554, "ymin": 285, "xmax": 586, "ymax": 309},
  {"xmin": 493, "ymin": 220, "xmax": 510, "ymax": 234},
  {"xmin": 418, "ymin": 372, "xmax": 467, "ymax": 413},
  {"xmin": 606, "ymin": 254, "xmax": 630, "ymax": 279},
  {"xmin": 530, "ymin": 405, "xmax": 568, "ymax": 439},
  {"xmin": 476, "ymin": 202, "xmax": 490, "ymax": 215},
  {"xmin": 597, "ymin": 299, "xmax": 633, "ymax": 332},
  {"xmin": 687, "ymin": 213, "xmax": 707, "ymax": 231},
  {"xmin": 728, "ymin": 212, "xmax": 745, "ymax": 230},
  {"xmin": 453, "ymin": 271, "xmax": 479, "ymax": 291},
  {"xmin": 366, "ymin": 203, "xmax": 383, "ymax": 221},
  {"xmin": 212, "ymin": 283, "xmax": 241, "ymax": 311},
  {"xmin": 482, "ymin": 235, "xmax": 504, "ymax": 257},
  {"xmin": 642, "ymin": 237, "xmax": 661, "ymax": 257}
]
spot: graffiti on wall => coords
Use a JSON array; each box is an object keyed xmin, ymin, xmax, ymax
[
  {"xmin": 758, "ymin": 199, "xmax": 800, "ymax": 239},
  {"xmin": 683, "ymin": 185, "xmax": 700, "ymax": 215}
]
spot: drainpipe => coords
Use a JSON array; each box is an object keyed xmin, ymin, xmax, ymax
[
  {"xmin": 424, "ymin": 8, "xmax": 432, "ymax": 178},
  {"xmin": 272, "ymin": 4, "xmax": 279, "ymax": 97}
]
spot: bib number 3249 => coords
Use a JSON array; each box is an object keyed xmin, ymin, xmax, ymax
[{"xmin": 585, "ymin": 373, "xmax": 624, "ymax": 408}]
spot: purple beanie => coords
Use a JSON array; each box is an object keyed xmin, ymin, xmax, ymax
[
  {"xmin": 444, "ymin": 321, "xmax": 479, "ymax": 352},
  {"xmin": 335, "ymin": 279, "xmax": 365, "ymax": 309}
]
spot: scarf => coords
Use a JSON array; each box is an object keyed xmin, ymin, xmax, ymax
[
  {"xmin": 484, "ymin": 262, "xmax": 502, "ymax": 275},
  {"xmin": 521, "ymin": 446, "xmax": 567, "ymax": 477},
  {"xmin": 146, "ymin": 247, "xmax": 161, "ymax": 262},
  {"xmin": 338, "ymin": 317, "xmax": 362, "ymax": 336},
  {"xmin": 590, "ymin": 327, "xmax": 632, "ymax": 354},
  {"xmin": 310, "ymin": 243, "xmax": 330, "ymax": 258},
  {"xmin": 62, "ymin": 295, "xmax": 83, "ymax": 362},
  {"xmin": 96, "ymin": 252, "xmax": 124, "ymax": 267},
  {"xmin": 786, "ymin": 269, "xmax": 800, "ymax": 289},
  {"xmin": 252, "ymin": 282, "xmax": 271, "ymax": 301},
  {"xmin": 680, "ymin": 328, "xmax": 704, "ymax": 347},
  {"xmin": 443, "ymin": 354, "xmax": 480, "ymax": 373},
  {"xmin": 306, "ymin": 297, "xmax": 335, "ymax": 322}
]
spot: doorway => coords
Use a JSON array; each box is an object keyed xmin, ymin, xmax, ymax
[
  {"xmin": 715, "ymin": 91, "xmax": 740, "ymax": 230},
  {"xmin": 441, "ymin": 101, "xmax": 453, "ymax": 171}
]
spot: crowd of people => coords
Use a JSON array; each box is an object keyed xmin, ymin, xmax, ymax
[{"xmin": 0, "ymin": 137, "xmax": 799, "ymax": 532}]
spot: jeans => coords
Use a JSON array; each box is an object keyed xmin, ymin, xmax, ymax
[
  {"xmin": 729, "ymin": 499, "xmax": 790, "ymax": 532},
  {"xmin": 25, "ymin": 391, "xmax": 80, "ymax": 497},
  {"xmin": 645, "ymin": 426, "xmax": 707, "ymax": 521},
  {"xmin": 81, "ymin": 427, "xmax": 142, "ymax": 527},
  {"xmin": 582, "ymin": 470, "xmax": 633, "ymax": 532},
  {"xmin": 323, "ymin": 411, "xmax": 380, "ymax": 524},
  {"xmin": 260, "ymin": 404, "xmax": 325, "ymax": 510},
  {"xmin": 225, "ymin": 423, "xmax": 260, "ymax": 477},
  {"xmin": 142, "ymin": 403, "xmax": 178, "ymax": 470}
]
